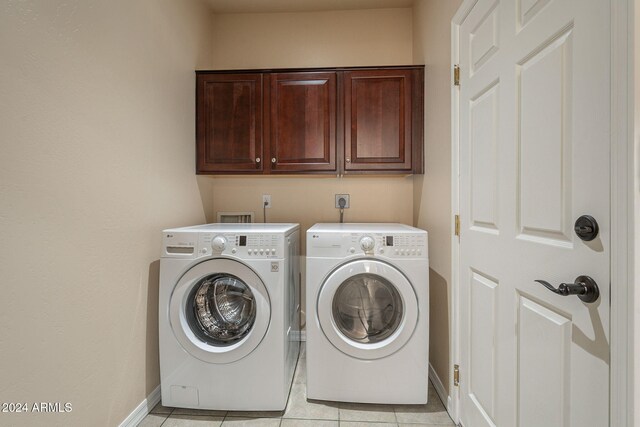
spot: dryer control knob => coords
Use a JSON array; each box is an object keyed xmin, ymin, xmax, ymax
[
  {"xmin": 211, "ymin": 236, "xmax": 227, "ymax": 251},
  {"xmin": 360, "ymin": 236, "xmax": 375, "ymax": 252}
]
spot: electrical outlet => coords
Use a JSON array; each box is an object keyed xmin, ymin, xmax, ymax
[
  {"xmin": 335, "ymin": 194, "xmax": 350, "ymax": 209},
  {"xmin": 262, "ymin": 195, "xmax": 272, "ymax": 208}
]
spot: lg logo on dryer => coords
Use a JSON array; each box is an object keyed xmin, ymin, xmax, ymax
[{"xmin": 271, "ymin": 262, "xmax": 279, "ymax": 272}]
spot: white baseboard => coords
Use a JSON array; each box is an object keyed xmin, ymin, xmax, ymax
[
  {"xmin": 119, "ymin": 385, "xmax": 161, "ymax": 427},
  {"xmin": 428, "ymin": 363, "xmax": 449, "ymax": 411}
]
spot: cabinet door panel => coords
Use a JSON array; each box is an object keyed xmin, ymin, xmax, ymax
[
  {"xmin": 196, "ymin": 73, "xmax": 262, "ymax": 173},
  {"xmin": 344, "ymin": 69, "xmax": 413, "ymax": 172},
  {"xmin": 268, "ymin": 72, "xmax": 336, "ymax": 172}
]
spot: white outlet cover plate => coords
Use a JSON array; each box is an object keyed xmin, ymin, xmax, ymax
[{"xmin": 335, "ymin": 194, "xmax": 350, "ymax": 208}]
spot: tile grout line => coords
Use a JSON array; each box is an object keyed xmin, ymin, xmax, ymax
[
  {"xmin": 154, "ymin": 405, "xmax": 172, "ymax": 427},
  {"xmin": 158, "ymin": 412, "xmax": 169, "ymax": 427}
]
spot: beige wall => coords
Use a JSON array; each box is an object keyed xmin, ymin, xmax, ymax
[
  {"xmin": 635, "ymin": 0, "xmax": 640, "ymax": 424},
  {"xmin": 210, "ymin": 8, "xmax": 413, "ymax": 69},
  {"xmin": 412, "ymin": 0, "xmax": 462, "ymax": 395},
  {"xmin": 211, "ymin": 176, "xmax": 414, "ymax": 246},
  {"xmin": 0, "ymin": 1, "xmax": 214, "ymax": 425},
  {"xmin": 206, "ymin": 8, "xmax": 416, "ymax": 325}
]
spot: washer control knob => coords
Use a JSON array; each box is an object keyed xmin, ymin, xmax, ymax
[
  {"xmin": 259, "ymin": 249, "xmax": 264, "ymax": 255},
  {"xmin": 211, "ymin": 236, "xmax": 227, "ymax": 251},
  {"xmin": 231, "ymin": 248, "xmax": 237, "ymax": 254},
  {"xmin": 360, "ymin": 236, "xmax": 375, "ymax": 252},
  {"xmin": 248, "ymin": 249, "xmax": 253, "ymax": 255},
  {"xmin": 349, "ymin": 247, "xmax": 356, "ymax": 254},
  {"xmin": 379, "ymin": 248, "xmax": 384, "ymax": 254}
]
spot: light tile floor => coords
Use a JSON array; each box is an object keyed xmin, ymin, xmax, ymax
[{"xmin": 138, "ymin": 345, "xmax": 454, "ymax": 427}]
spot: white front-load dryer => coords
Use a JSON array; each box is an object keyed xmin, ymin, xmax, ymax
[
  {"xmin": 306, "ymin": 223, "xmax": 429, "ymax": 404},
  {"xmin": 159, "ymin": 223, "xmax": 300, "ymax": 410}
]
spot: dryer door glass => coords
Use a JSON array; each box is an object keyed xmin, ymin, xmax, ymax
[
  {"xmin": 187, "ymin": 273, "xmax": 256, "ymax": 346},
  {"xmin": 331, "ymin": 273, "xmax": 403, "ymax": 344}
]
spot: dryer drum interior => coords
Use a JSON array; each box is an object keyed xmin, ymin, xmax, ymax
[
  {"xmin": 186, "ymin": 273, "xmax": 257, "ymax": 346},
  {"xmin": 331, "ymin": 273, "xmax": 403, "ymax": 344}
]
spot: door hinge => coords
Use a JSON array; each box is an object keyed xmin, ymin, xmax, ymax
[
  {"xmin": 454, "ymin": 364, "xmax": 460, "ymax": 386},
  {"xmin": 455, "ymin": 214, "xmax": 460, "ymax": 236},
  {"xmin": 453, "ymin": 65, "xmax": 460, "ymax": 86}
]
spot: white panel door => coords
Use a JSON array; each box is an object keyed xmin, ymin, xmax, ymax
[{"xmin": 457, "ymin": 0, "xmax": 610, "ymax": 426}]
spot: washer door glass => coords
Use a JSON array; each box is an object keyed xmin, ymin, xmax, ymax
[
  {"xmin": 169, "ymin": 258, "xmax": 271, "ymax": 364},
  {"xmin": 332, "ymin": 273, "xmax": 403, "ymax": 344},
  {"xmin": 188, "ymin": 274, "xmax": 256, "ymax": 346}
]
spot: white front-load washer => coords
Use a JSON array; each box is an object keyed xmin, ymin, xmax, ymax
[
  {"xmin": 306, "ymin": 223, "xmax": 429, "ymax": 404},
  {"xmin": 159, "ymin": 223, "xmax": 300, "ymax": 410}
]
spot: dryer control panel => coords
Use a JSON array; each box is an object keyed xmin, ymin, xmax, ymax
[
  {"xmin": 309, "ymin": 231, "xmax": 427, "ymax": 259},
  {"xmin": 378, "ymin": 234, "xmax": 427, "ymax": 258}
]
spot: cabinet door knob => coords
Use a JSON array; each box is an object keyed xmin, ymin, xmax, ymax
[
  {"xmin": 271, "ymin": 158, "xmax": 277, "ymax": 163},
  {"xmin": 255, "ymin": 157, "xmax": 261, "ymax": 163},
  {"xmin": 346, "ymin": 158, "xmax": 351, "ymax": 163}
]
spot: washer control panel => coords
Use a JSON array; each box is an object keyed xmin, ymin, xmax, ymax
[{"xmin": 197, "ymin": 233, "xmax": 283, "ymax": 259}]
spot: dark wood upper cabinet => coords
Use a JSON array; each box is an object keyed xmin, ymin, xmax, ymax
[
  {"xmin": 196, "ymin": 66, "xmax": 423, "ymax": 175},
  {"xmin": 196, "ymin": 73, "xmax": 263, "ymax": 174},
  {"xmin": 266, "ymin": 72, "xmax": 338, "ymax": 173},
  {"xmin": 344, "ymin": 69, "xmax": 423, "ymax": 173}
]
